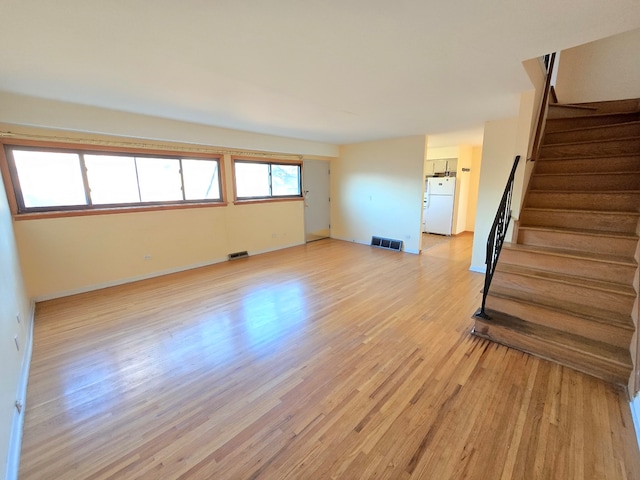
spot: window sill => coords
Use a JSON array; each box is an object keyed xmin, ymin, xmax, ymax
[
  {"xmin": 233, "ymin": 197, "xmax": 304, "ymax": 206},
  {"xmin": 13, "ymin": 201, "xmax": 228, "ymax": 220}
]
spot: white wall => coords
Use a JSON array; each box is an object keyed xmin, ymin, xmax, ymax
[
  {"xmin": 0, "ymin": 170, "xmax": 31, "ymax": 479},
  {"xmin": 555, "ymin": 27, "xmax": 640, "ymax": 104},
  {"xmin": 331, "ymin": 136, "xmax": 426, "ymax": 254},
  {"xmin": 470, "ymin": 117, "xmax": 519, "ymax": 272}
]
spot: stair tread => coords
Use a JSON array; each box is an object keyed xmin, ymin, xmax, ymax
[
  {"xmin": 547, "ymin": 111, "xmax": 640, "ymax": 123},
  {"xmin": 521, "ymin": 207, "xmax": 639, "ymax": 216},
  {"xmin": 533, "ymin": 171, "xmax": 640, "ymax": 177},
  {"xmin": 502, "ymin": 243, "xmax": 637, "ymax": 266},
  {"xmin": 518, "ymin": 224, "xmax": 639, "ymax": 239},
  {"xmin": 549, "ymin": 103, "xmax": 599, "ymax": 111},
  {"xmin": 495, "ymin": 263, "xmax": 636, "ymax": 296},
  {"xmin": 478, "ymin": 309, "xmax": 633, "ymax": 368},
  {"xmin": 536, "ymin": 153, "xmax": 640, "ymax": 161},
  {"xmin": 563, "ymin": 99, "xmax": 640, "ymax": 110},
  {"xmin": 528, "ymin": 189, "xmax": 640, "ymax": 194},
  {"xmin": 540, "ymin": 135, "xmax": 640, "ymax": 147},
  {"xmin": 486, "ymin": 290, "xmax": 635, "ymax": 330},
  {"xmin": 545, "ymin": 120, "xmax": 640, "ymax": 135}
]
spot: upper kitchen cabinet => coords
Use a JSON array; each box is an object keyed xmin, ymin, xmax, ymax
[{"xmin": 426, "ymin": 158, "xmax": 458, "ymax": 176}]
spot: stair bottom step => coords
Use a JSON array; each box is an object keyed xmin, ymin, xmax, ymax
[{"xmin": 472, "ymin": 310, "xmax": 632, "ymax": 386}]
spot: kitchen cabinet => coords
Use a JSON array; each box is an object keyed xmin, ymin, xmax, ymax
[
  {"xmin": 426, "ymin": 158, "xmax": 458, "ymax": 176},
  {"xmin": 425, "ymin": 161, "xmax": 435, "ymax": 176}
]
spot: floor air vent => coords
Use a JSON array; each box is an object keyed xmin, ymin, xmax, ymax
[
  {"xmin": 228, "ymin": 251, "xmax": 249, "ymax": 260},
  {"xmin": 371, "ymin": 236, "xmax": 403, "ymax": 251}
]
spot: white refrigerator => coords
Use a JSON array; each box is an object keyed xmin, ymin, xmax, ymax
[{"xmin": 423, "ymin": 177, "xmax": 455, "ymax": 235}]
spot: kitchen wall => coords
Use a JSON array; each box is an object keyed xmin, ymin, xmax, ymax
[
  {"xmin": 0, "ymin": 170, "xmax": 31, "ymax": 479},
  {"xmin": 555, "ymin": 27, "xmax": 640, "ymax": 104},
  {"xmin": 452, "ymin": 146, "xmax": 472, "ymax": 234},
  {"xmin": 425, "ymin": 146, "xmax": 458, "ymax": 162},
  {"xmin": 425, "ymin": 145, "xmax": 482, "ymax": 235},
  {"xmin": 331, "ymin": 136, "xmax": 426, "ymax": 254}
]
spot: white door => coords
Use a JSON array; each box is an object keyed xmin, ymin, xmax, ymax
[{"xmin": 303, "ymin": 160, "xmax": 330, "ymax": 242}]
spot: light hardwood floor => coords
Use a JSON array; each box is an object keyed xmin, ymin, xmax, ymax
[{"xmin": 19, "ymin": 234, "xmax": 640, "ymax": 479}]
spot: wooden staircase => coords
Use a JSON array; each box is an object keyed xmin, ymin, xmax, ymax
[{"xmin": 473, "ymin": 98, "xmax": 640, "ymax": 387}]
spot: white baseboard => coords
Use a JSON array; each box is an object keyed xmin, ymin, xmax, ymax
[
  {"xmin": 329, "ymin": 236, "xmax": 419, "ymax": 254},
  {"xmin": 249, "ymin": 241, "xmax": 305, "ymax": 257},
  {"xmin": 5, "ymin": 300, "xmax": 35, "ymax": 480},
  {"xmin": 469, "ymin": 265, "xmax": 486, "ymax": 274},
  {"xmin": 34, "ymin": 242, "xmax": 311, "ymax": 302},
  {"xmin": 34, "ymin": 257, "xmax": 230, "ymax": 301},
  {"xmin": 631, "ymin": 395, "xmax": 640, "ymax": 452}
]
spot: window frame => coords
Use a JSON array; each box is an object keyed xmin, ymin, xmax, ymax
[
  {"xmin": 0, "ymin": 140, "xmax": 226, "ymax": 219},
  {"xmin": 231, "ymin": 156, "xmax": 303, "ymax": 204}
]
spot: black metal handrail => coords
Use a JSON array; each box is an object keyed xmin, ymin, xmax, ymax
[{"xmin": 474, "ymin": 155, "xmax": 521, "ymax": 319}]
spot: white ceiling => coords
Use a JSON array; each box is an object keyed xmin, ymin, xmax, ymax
[{"xmin": 1, "ymin": 1, "xmax": 639, "ymax": 146}]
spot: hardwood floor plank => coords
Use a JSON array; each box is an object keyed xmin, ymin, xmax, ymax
[{"xmin": 18, "ymin": 234, "xmax": 640, "ymax": 479}]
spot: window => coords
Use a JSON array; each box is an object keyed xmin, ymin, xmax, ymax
[
  {"xmin": 4, "ymin": 145, "xmax": 223, "ymax": 214},
  {"xmin": 233, "ymin": 158, "xmax": 302, "ymax": 201}
]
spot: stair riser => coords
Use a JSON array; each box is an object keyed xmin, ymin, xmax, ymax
[
  {"xmin": 472, "ymin": 318, "xmax": 631, "ymax": 385},
  {"xmin": 492, "ymin": 272, "xmax": 634, "ymax": 315},
  {"xmin": 485, "ymin": 294, "xmax": 633, "ymax": 348},
  {"xmin": 499, "ymin": 248, "xmax": 636, "ymax": 285},
  {"xmin": 525, "ymin": 192, "xmax": 640, "ymax": 213},
  {"xmin": 543, "ymin": 123, "xmax": 640, "ymax": 145},
  {"xmin": 540, "ymin": 138, "xmax": 640, "ymax": 159},
  {"xmin": 519, "ymin": 210, "xmax": 639, "ymax": 234},
  {"xmin": 530, "ymin": 173, "xmax": 640, "ymax": 191},
  {"xmin": 518, "ymin": 228, "xmax": 637, "ymax": 257},
  {"xmin": 545, "ymin": 113, "xmax": 640, "ymax": 133},
  {"xmin": 534, "ymin": 156, "xmax": 640, "ymax": 174}
]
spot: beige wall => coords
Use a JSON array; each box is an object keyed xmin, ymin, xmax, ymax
[
  {"xmin": 332, "ymin": 136, "xmax": 426, "ymax": 254},
  {"xmin": 470, "ymin": 79, "xmax": 542, "ymax": 272},
  {"xmin": 0, "ymin": 169, "xmax": 31, "ymax": 478},
  {"xmin": 0, "ymin": 92, "xmax": 338, "ymax": 158},
  {"xmin": 470, "ymin": 117, "xmax": 519, "ymax": 272},
  {"xmin": 14, "ymin": 154, "xmax": 306, "ymax": 300},
  {"xmin": 555, "ymin": 27, "xmax": 640, "ymax": 104},
  {"xmin": 452, "ymin": 146, "xmax": 472, "ymax": 234},
  {"xmin": 466, "ymin": 146, "xmax": 482, "ymax": 232},
  {"xmin": 0, "ymin": 94, "xmax": 339, "ymax": 300},
  {"xmin": 510, "ymin": 89, "xmax": 537, "ymax": 224}
]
